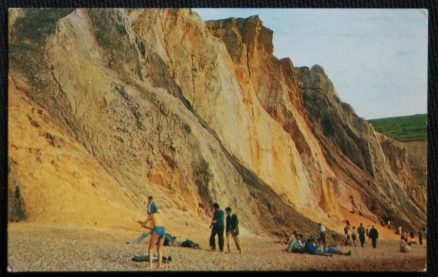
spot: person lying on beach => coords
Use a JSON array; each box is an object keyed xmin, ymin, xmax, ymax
[
  {"xmin": 138, "ymin": 206, "xmax": 166, "ymax": 269},
  {"xmin": 319, "ymin": 244, "xmax": 351, "ymax": 256},
  {"xmin": 304, "ymin": 239, "xmax": 332, "ymax": 256}
]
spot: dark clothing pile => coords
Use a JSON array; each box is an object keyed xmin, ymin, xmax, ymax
[
  {"xmin": 164, "ymin": 233, "xmax": 176, "ymax": 246},
  {"xmin": 180, "ymin": 239, "xmax": 201, "ymax": 249}
]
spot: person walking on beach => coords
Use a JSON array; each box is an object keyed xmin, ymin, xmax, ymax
[
  {"xmin": 209, "ymin": 202, "xmax": 225, "ymax": 252},
  {"xmin": 366, "ymin": 225, "xmax": 371, "ymax": 238},
  {"xmin": 138, "ymin": 204, "xmax": 166, "ymax": 269},
  {"xmin": 225, "ymin": 207, "xmax": 241, "ymax": 254},
  {"xmin": 344, "ymin": 224, "xmax": 351, "ymax": 241},
  {"xmin": 369, "ymin": 225, "xmax": 379, "ymax": 249},
  {"xmin": 351, "ymin": 226, "xmax": 357, "ymax": 247},
  {"xmin": 418, "ymin": 228, "xmax": 424, "ymax": 245},
  {"xmin": 319, "ymin": 223, "xmax": 327, "ymax": 251},
  {"xmin": 358, "ymin": 223, "xmax": 366, "ymax": 247},
  {"xmin": 410, "ymin": 230, "xmax": 415, "ymax": 240}
]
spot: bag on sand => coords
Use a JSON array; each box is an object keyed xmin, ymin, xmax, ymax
[
  {"xmin": 180, "ymin": 239, "xmax": 201, "ymax": 249},
  {"xmin": 164, "ymin": 233, "xmax": 176, "ymax": 246},
  {"xmin": 131, "ymin": 255, "xmax": 172, "ymax": 263}
]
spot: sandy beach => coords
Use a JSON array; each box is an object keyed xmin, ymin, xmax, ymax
[{"xmin": 7, "ymin": 223, "xmax": 426, "ymax": 272}]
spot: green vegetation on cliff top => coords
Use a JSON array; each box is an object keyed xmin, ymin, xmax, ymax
[{"xmin": 369, "ymin": 114, "xmax": 427, "ymax": 141}]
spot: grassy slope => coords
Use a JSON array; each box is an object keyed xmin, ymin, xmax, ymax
[{"xmin": 369, "ymin": 114, "xmax": 427, "ymax": 142}]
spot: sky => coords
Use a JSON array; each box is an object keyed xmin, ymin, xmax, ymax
[{"xmin": 194, "ymin": 9, "xmax": 428, "ymax": 119}]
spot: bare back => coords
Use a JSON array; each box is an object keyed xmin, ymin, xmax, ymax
[{"xmin": 149, "ymin": 212, "xmax": 165, "ymax": 227}]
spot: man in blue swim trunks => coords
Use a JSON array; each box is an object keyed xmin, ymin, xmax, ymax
[{"xmin": 139, "ymin": 204, "xmax": 166, "ymax": 269}]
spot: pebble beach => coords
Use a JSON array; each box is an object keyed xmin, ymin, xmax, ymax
[{"xmin": 7, "ymin": 223, "xmax": 426, "ymax": 272}]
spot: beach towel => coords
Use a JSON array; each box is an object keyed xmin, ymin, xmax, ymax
[{"xmin": 131, "ymin": 255, "xmax": 172, "ymax": 263}]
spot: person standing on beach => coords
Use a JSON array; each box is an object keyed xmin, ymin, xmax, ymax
[
  {"xmin": 418, "ymin": 228, "xmax": 423, "ymax": 245},
  {"xmin": 351, "ymin": 226, "xmax": 357, "ymax": 247},
  {"xmin": 358, "ymin": 223, "xmax": 366, "ymax": 247},
  {"xmin": 319, "ymin": 223, "xmax": 327, "ymax": 251},
  {"xmin": 209, "ymin": 202, "xmax": 225, "ymax": 252},
  {"xmin": 139, "ymin": 205, "xmax": 166, "ymax": 269},
  {"xmin": 369, "ymin": 225, "xmax": 379, "ymax": 249},
  {"xmin": 225, "ymin": 207, "xmax": 241, "ymax": 254},
  {"xmin": 127, "ymin": 194, "xmax": 158, "ymax": 244},
  {"xmin": 344, "ymin": 224, "xmax": 351, "ymax": 241},
  {"xmin": 410, "ymin": 230, "xmax": 415, "ymax": 240}
]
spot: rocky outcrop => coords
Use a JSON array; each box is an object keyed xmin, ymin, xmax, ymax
[{"xmin": 8, "ymin": 8, "xmax": 426, "ymax": 237}]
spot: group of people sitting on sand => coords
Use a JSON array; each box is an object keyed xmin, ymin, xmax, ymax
[
  {"xmin": 283, "ymin": 224, "xmax": 351, "ymax": 257},
  {"xmin": 396, "ymin": 226, "xmax": 426, "ymax": 246},
  {"xmin": 399, "ymin": 228, "xmax": 425, "ymax": 253}
]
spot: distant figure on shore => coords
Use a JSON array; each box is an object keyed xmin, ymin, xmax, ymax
[
  {"xmin": 400, "ymin": 232, "xmax": 411, "ymax": 253},
  {"xmin": 397, "ymin": 226, "xmax": 402, "ymax": 235},
  {"xmin": 358, "ymin": 223, "xmax": 366, "ymax": 247},
  {"xmin": 369, "ymin": 226, "xmax": 379, "ymax": 248},
  {"xmin": 410, "ymin": 230, "xmax": 415, "ymax": 240},
  {"xmin": 209, "ymin": 202, "xmax": 225, "ymax": 252},
  {"xmin": 418, "ymin": 228, "xmax": 424, "ymax": 245},
  {"xmin": 138, "ymin": 204, "xmax": 166, "ymax": 269},
  {"xmin": 225, "ymin": 207, "xmax": 241, "ymax": 254},
  {"xmin": 319, "ymin": 223, "xmax": 327, "ymax": 251},
  {"xmin": 344, "ymin": 224, "xmax": 351, "ymax": 241},
  {"xmin": 387, "ymin": 220, "xmax": 391, "ymax": 230},
  {"xmin": 351, "ymin": 226, "xmax": 357, "ymax": 247}
]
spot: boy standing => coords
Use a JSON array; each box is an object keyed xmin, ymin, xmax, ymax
[{"xmin": 225, "ymin": 207, "xmax": 241, "ymax": 254}]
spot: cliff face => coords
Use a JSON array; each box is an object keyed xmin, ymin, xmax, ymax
[
  {"xmin": 296, "ymin": 66, "xmax": 426, "ymax": 228},
  {"xmin": 8, "ymin": 8, "xmax": 426, "ymax": 237}
]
